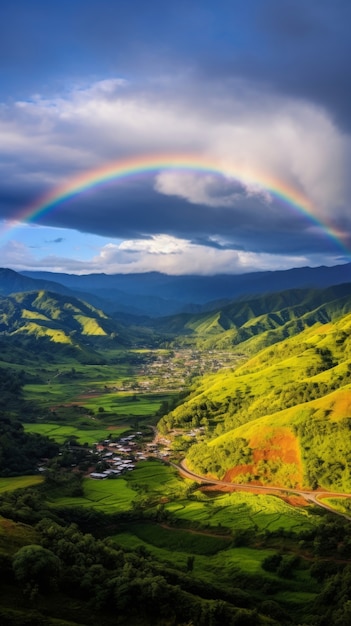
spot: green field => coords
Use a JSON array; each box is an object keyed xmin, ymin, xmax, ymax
[
  {"xmin": 23, "ymin": 355, "xmax": 178, "ymax": 423},
  {"xmin": 0, "ymin": 476, "xmax": 43, "ymax": 494},
  {"xmin": 23, "ymin": 422, "xmax": 128, "ymax": 445},
  {"xmin": 48, "ymin": 461, "xmax": 183, "ymax": 512},
  {"xmin": 319, "ymin": 497, "xmax": 351, "ymax": 516},
  {"xmin": 80, "ymin": 391, "xmax": 174, "ymax": 416},
  {"xmin": 127, "ymin": 459, "xmax": 190, "ymax": 496},
  {"xmin": 48, "ymin": 476, "xmax": 137, "ymax": 512},
  {"xmin": 46, "ymin": 460, "xmax": 318, "ymax": 536},
  {"xmin": 164, "ymin": 491, "xmax": 318, "ymax": 534}
]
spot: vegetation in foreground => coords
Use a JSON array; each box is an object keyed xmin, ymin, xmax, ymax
[{"xmin": 1, "ymin": 459, "xmax": 351, "ymax": 626}]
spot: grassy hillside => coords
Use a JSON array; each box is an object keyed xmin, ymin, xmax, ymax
[
  {"xmin": 160, "ymin": 307, "xmax": 351, "ymax": 491},
  {"xmin": 0, "ymin": 290, "xmax": 135, "ymax": 355},
  {"xmin": 155, "ymin": 282, "xmax": 351, "ymax": 351}
]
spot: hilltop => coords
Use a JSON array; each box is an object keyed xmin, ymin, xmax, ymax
[{"xmin": 149, "ymin": 282, "xmax": 351, "ymax": 350}]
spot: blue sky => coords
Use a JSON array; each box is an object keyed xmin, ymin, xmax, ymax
[{"xmin": 1, "ymin": 0, "xmax": 351, "ymax": 275}]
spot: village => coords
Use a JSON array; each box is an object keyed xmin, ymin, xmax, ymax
[
  {"xmin": 87, "ymin": 426, "xmax": 204, "ymax": 480},
  {"xmin": 106, "ymin": 348, "xmax": 243, "ymax": 394}
]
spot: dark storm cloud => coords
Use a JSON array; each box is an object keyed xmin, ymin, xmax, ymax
[
  {"xmin": 1, "ymin": 0, "xmax": 350, "ymax": 130},
  {"xmin": 254, "ymin": 0, "xmax": 351, "ymax": 130}
]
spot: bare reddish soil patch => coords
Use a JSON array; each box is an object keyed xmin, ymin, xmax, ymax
[
  {"xmin": 223, "ymin": 464, "xmax": 256, "ymax": 482},
  {"xmin": 281, "ymin": 495, "xmax": 309, "ymax": 507},
  {"xmin": 250, "ymin": 427, "xmax": 300, "ymax": 465},
  {"xmin": 223, "ymin": 427, "xmax": 303, "ymax": 488}
]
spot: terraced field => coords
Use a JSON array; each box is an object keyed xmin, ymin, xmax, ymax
[
  {"xmin": 48, "ymin": 476, "xmax": 137, "ymax": 512},
  {"xmin": 165, "ymin": 490, "xmax": 318, "ymax": 534}
]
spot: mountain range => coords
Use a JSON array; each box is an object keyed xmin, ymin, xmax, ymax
[{"xmin": 20, "ymin": 262, "xmax": 351, "ymax": 316}]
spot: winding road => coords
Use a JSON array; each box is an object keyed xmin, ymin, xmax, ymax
[{"xmin": 169, "ymin": 460, "xmax": 351, "ymax": 521}]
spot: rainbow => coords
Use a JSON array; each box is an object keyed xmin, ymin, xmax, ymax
[{"xmin": 3, "ymin": 153, "xmax": 350, "ymax": 254}]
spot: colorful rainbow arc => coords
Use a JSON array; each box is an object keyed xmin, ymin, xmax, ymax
[{"xmin": 3, "ymin": 153, "xmax": 350, "ymax": 255}]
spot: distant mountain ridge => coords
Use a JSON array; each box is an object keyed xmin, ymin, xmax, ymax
[
  {"xmin": 0, "ymin": 268, "xmax": 74, "ymax": 298},
  {"xmin": 20, "ymin": 262, "xmax": 351, "ymax": 316}
]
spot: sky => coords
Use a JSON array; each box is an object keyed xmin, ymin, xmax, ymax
[{"xmin": 0, "ymin": 0, "xmax": 351, "ymax": 276}]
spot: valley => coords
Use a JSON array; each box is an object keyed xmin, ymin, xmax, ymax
[{"xmin": 1, "ymin": 267, "xmax": 351, "ymax": 625}]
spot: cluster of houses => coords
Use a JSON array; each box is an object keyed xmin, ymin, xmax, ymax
[
  {"xmin": 89, "ymin": 433, "xmax": 147, "ymax": 480},
  {"xmin": 88, "ymin": 426, "xmax": 204, "ymax": 480}
]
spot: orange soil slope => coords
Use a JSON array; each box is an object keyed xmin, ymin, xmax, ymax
[{"xmin": 223, "ymin": 427, "xmax": 303, "ymax": 488}]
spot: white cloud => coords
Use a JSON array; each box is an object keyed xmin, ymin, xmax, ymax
[
  {"xmin": 85, "ymin": 235, "xmax": 345, "ymax": 274},
  {"xmin": 154, "ymin": 171, "xmax": 273, "ymax": 208},
  {"xmin": 0, "ymin": 234, "xmax": 340, "ymax": 276},
  {"xmin": 2, "ymin": 77, "xmax": 349, "ymax": 202}
]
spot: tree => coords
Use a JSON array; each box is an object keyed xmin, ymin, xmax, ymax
[{"xmin": 12, "ymin": 544, "xmax": 61, "ymax": 593}]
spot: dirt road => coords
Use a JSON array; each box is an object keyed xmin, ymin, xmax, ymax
[{"xmin": 170, "ymin": 460, "xmax": 351, "ymax": 521}]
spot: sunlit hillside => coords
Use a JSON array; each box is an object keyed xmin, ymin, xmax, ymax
[
  {"xmin": 154, "ymin": 282, "xmax": 351, "ymax": 351},
  {"xmin": 160, "ymin": 307, "xmax": 351, "ymax": 491},
  {"xmin": 0, "ymin": 290, "xmax": 120, "ymax": 344}
]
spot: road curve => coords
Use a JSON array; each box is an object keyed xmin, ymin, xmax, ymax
[{"xmin": 169, "ymin": 460, "xmax": 351, "ymax": 521}]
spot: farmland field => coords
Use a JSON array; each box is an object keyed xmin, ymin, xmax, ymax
[
  {"xmin": 0, "ymin": 476, "xmax": 43, "ymax": 494},
  {"xmin": 164, "ymin": 490, "xmax": 318, "ymax": 534},
  {"xmin": 80, "ymin": 391, "xmax": 174, "ymax": 416},
  {"xmin": 24, "ymin": 422, "xmax": 129, "ymax": 445},
  {"xmin": 25, "ymin": 381, "xmax": 175, "ymax": 415},
  {"xmin": 48, "ymin": 476, "xmax": 137, "ymax": 512},
  {"xmin": 127, "ymin": 459, "xmax": 189, "ymax": 495},
  {"xmin": 23, "ymin": 353, "xmax": 179, "ymax": 433}
]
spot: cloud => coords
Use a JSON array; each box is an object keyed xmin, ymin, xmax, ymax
[
  {"xmin": 154, "ymin": 172, "xmax": 255, "ymax": 208},
  {"xmin": 0, "ymin": 67, "xmax": 350, "ymax": 266},
  {"xmin": 0, "ymin": 79, "xmax": 350, "ymax": 252},
  {"xmin": 1, "ymin": 0, "xmax": 351, "ymax": 128},
  {"xmin": 1, "ymin": 235, "xmax": 337, "ymax": 276}
]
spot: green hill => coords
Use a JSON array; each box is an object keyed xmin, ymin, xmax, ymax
[
  {"xmin": 155, "ymin": 282, "xmax": 351, "ymax": 350},
  {"xmin": 159, "ymin": 291, "xmax": 351, "ymax": 492},
  {"xmin": 0, "ymin": 290, "xmax": 134, "ymax": 360}
]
